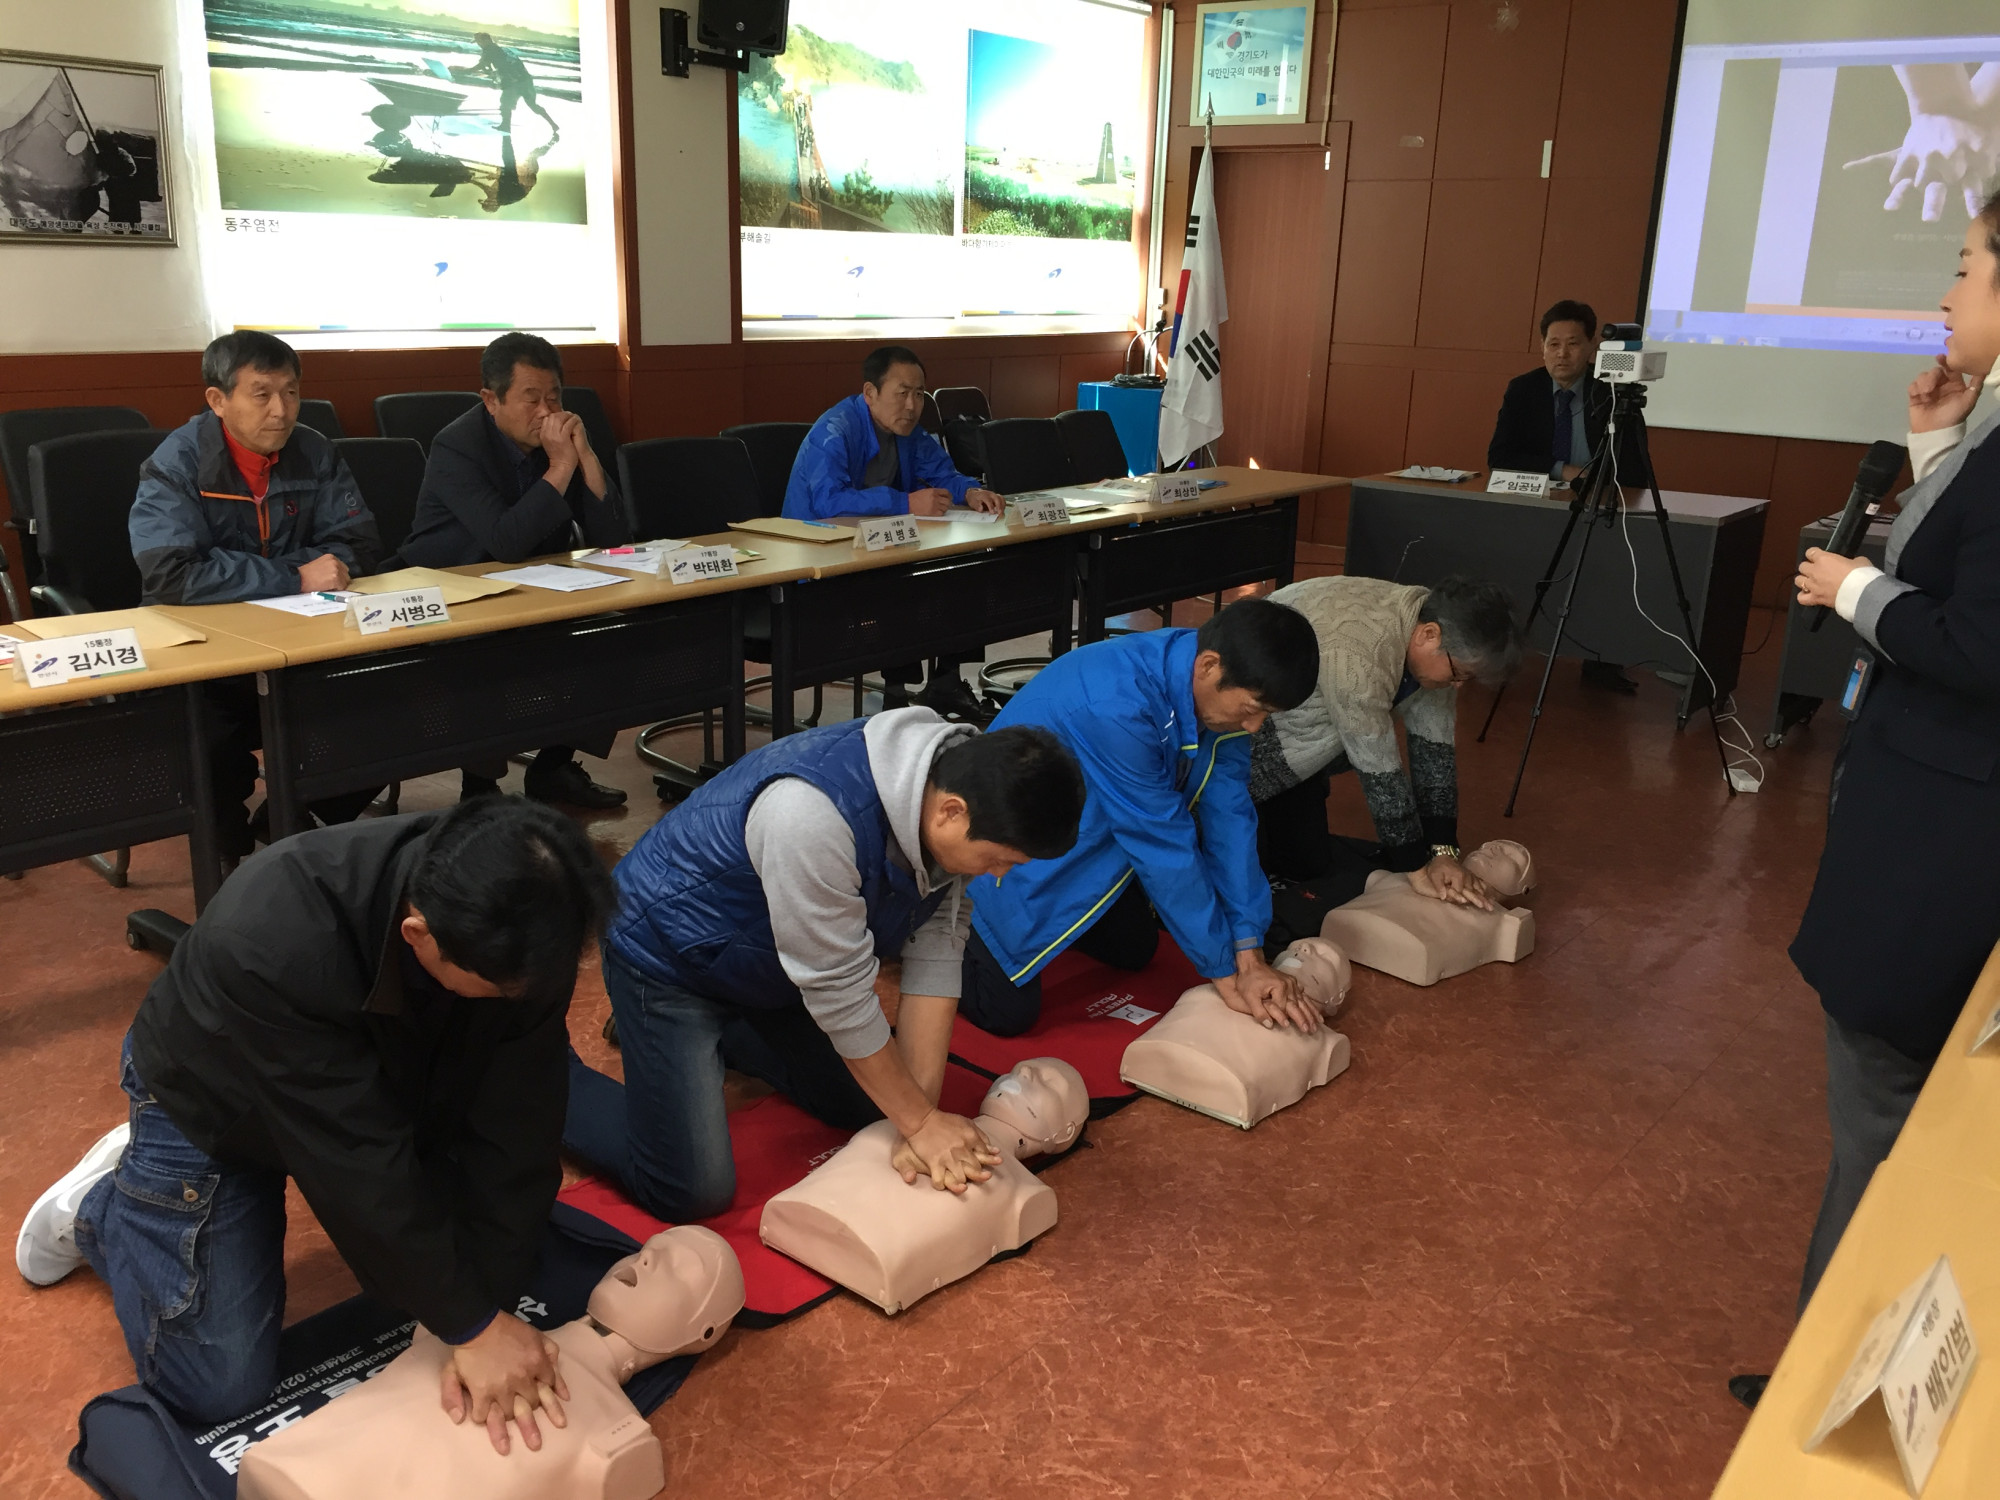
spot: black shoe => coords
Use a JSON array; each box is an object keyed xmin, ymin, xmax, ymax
[
  {"xmin": 916, "ymin": 672, "xmax": 995, "ymax": 724},
  {"xmin": 1581, "ymin": 660, "xmax": 1639, "ymax": 694},
  {"xmin": 461, "ymin": 771, "xmax": 502, "ymax": 802},
  {"xmin": 523, "ymin": 757, "xmax": 628, "ymax": 810},
  {"xmin": 1727, "ymin": 1374, "xmax": 1769, "ymax": 1410}
]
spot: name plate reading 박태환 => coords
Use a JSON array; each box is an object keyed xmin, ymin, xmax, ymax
[
  {"xmin": 1487, "ymin": 469, "xmax": 1551, "ymax": 498},
  {"xmin": 1806, "ymin": 1255, "xmax": 1979, "ymax": 1496},
  {"xmin": 13, "ymin": 628, "xmax": 147, "ymax": 689},
  {"xmin": 857, "ymin": 514, "xmax": 922, "ymax": 551},
  {"xmin": 665, "ymin": 545, "xmax": 738, "ymax": 585},
  {"xmin": 345, "ymin": 588, "xmax": 450, "ymax": 637},
  {"xmin": 1015, "ymin": 495, "xmax": 1071, "ymax": 528},
  {"xmin": 1156, "ymin": 472, "xmax": 1202, "ymax": 503}
]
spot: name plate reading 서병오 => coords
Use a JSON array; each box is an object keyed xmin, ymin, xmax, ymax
[
  {"xmin": 1806, "ymin": 1254, "xmax": 1979, "ymax": 1496},
  {"xmin": 1487, "ymin": 469, "xmax": 1552, "ymax": 498},
  {"xmin": 665, "ymin": 545, "xmax": 739, "ymax": 585},
  {"xmin": 1155, "ymin": 472, "xmax": 1202, "ymax": 503},
  {"xmin": 345, "ymin": 587, "xmax": 450, "ymax": 637},
  {"xmin": 857, "ymin": 513, "xmax": 922, "ymax": 551},
  {"xmin": 13, "ymin": 627, "xmax": 147, "ymax": 689},
  {"xmin": 1014, "ymin": 495, "xmax": 1071, "ymax": 528}
]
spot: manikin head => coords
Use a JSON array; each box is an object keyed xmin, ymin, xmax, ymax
[
  {"xmin": 1189, "ymin": 598, "xmax": 1319, "ymax": 733},
  {"xmin": 1404, "ymin": 577, "xmax": 1524, "ymax": 691},
  {"xmin": 586, "ymin": 1226, "xmax": 745, "ymax": 1383},
  {"xmin": 1539, "ymin": 299, "xmax": 1598, "ymax": 386},
  {"xmin": 1462, "ymin": 839, "xmax": 1535, "ymax": 897},
  {"xmin": 977, "ymin": 1057, "xmax": 1088, "ymax": 1159},
  {"xmin": 1943, "ymin": 195, "xmax": 2000, "ymax": 378},
  {"xmin": 860, "ymin": 344, "xmax": 928, "ymax": 437},
  {"xmin": 202, "ymin": 330, "xmax": 302, "ymax": 457},
  {"xmin": 1274, "ymin": 936, "xmax": 1351, "ymax": 1013},
  {"xmin": 480, "ymin": 331, "xmax": 567, "ymax": 453},
  {"xmin": 920, "ymin": 726, "xmax": 1085, "ymax": 883}
]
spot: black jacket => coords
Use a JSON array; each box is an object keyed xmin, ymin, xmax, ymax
[
  {"xmin": 399, "ymin": 404, "xmax": 630, "ymax": 567},
  {"xmin": 1487, "ymin": 368, "xmax": 1639, "ymax": 480},
  {"xmin": 129, "ymin": 815, "xmax": 568, "ymax": 1338}
]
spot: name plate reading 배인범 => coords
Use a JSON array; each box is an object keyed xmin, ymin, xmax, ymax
[
  {"xmin": 1487, "ymin": 469, "xmax": 1551, "ymax": 498},
  {"xmin": 1015, "ymin": 495, "xmax": 1071, "ymax": 528},
  {"xmin": 345, "ymin": 588, "xmax": 449, "ymax": 637},
  {"xmin": 857, "ymin": 513, "xmax": 922, "ymax": 552},
  {"xmin": 1155, "ymin": 472, "xmax": 1202, "ymax": 503},
  {"xmin": 1806, "ymin": 1255, "xmax": 1979, "ymax": 1496},
  {"xmin": 13, "ymin": 627, "xmax": 147, "ymax": 689},
  {"xmin": 665, "ymin": 545, "xmax": 739, "ymax": 585}
]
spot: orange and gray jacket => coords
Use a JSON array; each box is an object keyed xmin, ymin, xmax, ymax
[{"xmin": 129, "ymin": 413, "xmax": 381, "ymax": 604}]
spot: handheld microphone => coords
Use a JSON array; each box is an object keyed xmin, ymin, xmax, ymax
[{"xmin": 1810, "ymin": 440, "xmax": 1907, "ymax": 632}]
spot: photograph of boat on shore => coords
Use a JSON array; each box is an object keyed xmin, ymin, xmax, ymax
[{"xmin": 0, "ymin": 51, "xmax": 173, "ymax": 245}]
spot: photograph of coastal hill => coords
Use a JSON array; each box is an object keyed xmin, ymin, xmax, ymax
[
  {"xmin": 963, "ymin": 29, "xmax": 1134, "ymax": 242},
  {"xmin": 203, "ymin": 0, "xmax": 587, "ymax": 223}
]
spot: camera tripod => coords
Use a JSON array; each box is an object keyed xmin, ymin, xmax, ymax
[{"xmin": 1477, "ymin": 383, "xmax": 1737, "ymax": 816}]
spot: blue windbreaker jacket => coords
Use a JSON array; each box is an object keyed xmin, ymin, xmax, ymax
[
  {"xmin": 781, "ymin": 393, "xmax": 978, "ymax": 519},
  {"xmin": 967, "ymin": 629, "xmax": 1271, "ymax": 984}
]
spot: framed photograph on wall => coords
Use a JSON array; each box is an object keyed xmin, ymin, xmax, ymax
[
  {"xmin": 1188, "ymin": 2, "xmax": 1316, "ymax": 128},
  {"xmin": 0, "ymin": 50, "xmax": 175, "ymax": 245}
]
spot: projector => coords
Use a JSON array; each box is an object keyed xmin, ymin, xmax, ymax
[{"xmin": 1594, "ymin": 342, "xmax": 1666, "ymax": 384}]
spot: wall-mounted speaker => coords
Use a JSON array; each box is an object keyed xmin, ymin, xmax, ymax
[{"xmin": 697, "ymin": 0, "xmax": 789, "ymax": 56}]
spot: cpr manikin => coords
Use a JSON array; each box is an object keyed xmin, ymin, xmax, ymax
[
  {"xmin": 1319, "ymin": 840, "xmax": 1537, "ymax": 987},
  {"xmin": 237, "ymin": 1227, "xmax": 745, "ymax": 1500},
  {"xmin": 759, "ymin": 1058, "xmax": 1087, "ymax": 1315},
  {"xmin": 1119, "ymin": 937, "xmax": 1353, "ymax": 1129}
]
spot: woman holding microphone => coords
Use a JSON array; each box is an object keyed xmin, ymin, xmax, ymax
[{"xmin": 1785, "ymin": 191, "xmax": 2000, "ymax": 1334}]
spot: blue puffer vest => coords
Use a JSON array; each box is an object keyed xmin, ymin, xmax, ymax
[{"xmin": 606, "ymin": 717, "xmax": 945, "ymax": 1008}]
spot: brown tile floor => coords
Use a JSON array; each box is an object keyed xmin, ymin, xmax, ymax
[{"xmin": 1, "ymin": 608, "xmax": 1840, "ymax": 1498}]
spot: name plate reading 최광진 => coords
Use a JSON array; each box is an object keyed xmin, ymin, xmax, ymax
[
  {"xmin": 1015, "ymin": 495, "xmax": 1071, "ymax": 528},
  {"xmin": 344, "ymin": 588, "xmax": 450, "ymax": 637},
  {"xmin": 857, "ymin": 513, "xmax": 922, "ymax": 552},
  {"xmin": 1806, "ymin": 1254, "xmax": 1979, "ymax": 1496},
  {"xmin": 665, "ymin": 545, "xmax": 739, "ymax": 585},
  {"xmin": 1487, "ymin": 469, "xmax": 1552, "ymax": 498},
  {"xmin": 13, "ymin": 627, "xmax": 147, "ymax": 689},
  {"xmin": 1155, "ymin": 472, "xmax": 1202, "ymax": 503}
]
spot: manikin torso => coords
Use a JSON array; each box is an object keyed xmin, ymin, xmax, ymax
[
  {"xmin": 1318, "ymin": 840, "xmax": 1537, "ymax": 986},
  {"xmin": 237, "ymin": 1226, "xmax": 745, "ymax": 1500},
  {"xmin": 1120, "ymin": 937, "xmax": 1353, "ymax": 1128},
  {"xmin": 759, "ymin": 1059, "xmax": 1088, "ymax": 1315}
]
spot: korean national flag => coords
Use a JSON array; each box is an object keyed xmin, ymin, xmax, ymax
[{"xmin": 1159, "ymin": 143, "xmax": 1227, "ymax": 470}]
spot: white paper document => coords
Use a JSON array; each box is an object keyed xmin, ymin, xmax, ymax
[
  {"xmin": 1394, "ymin": 465, "xmax": 1476, "ymax": 482},
  {"xmin": 483, "ymin": 564, "xmax": 624, "ymax": 593},
  {"xmin": 913, "ymin": 507, "xmax": 1002, "ymax": 524},
  {"xmin": 249, "ymin": 591, "xmax": 360, "ymax": 617}
]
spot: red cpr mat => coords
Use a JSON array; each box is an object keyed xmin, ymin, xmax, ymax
[{"xmin": 950, "ymin": 936, "xmax": 1202, "ymax": 1107}]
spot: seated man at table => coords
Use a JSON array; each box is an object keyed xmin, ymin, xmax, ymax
[
  {"xmin": 784, "ymin": 344, "xmax": 1006, "ymax": 722},
  {"xmin": 1486, "ymin": 298, "xmax": 1639, "ymax": 691},
  {"xmin": 1250, "ymin": 575, "xmax": 1522, "ymax": 901},
  {"xmin": 401, "ymin": 331, "xmax": 633, "ymax": 808},
  {"xmin": 563, "ymin": 709, "xmax": 1086, "ymax": 1219},
  {"xmin": 960, "ymin": 598, "xmax": 1326, "ymax": 1039},
  {"xmin": 129, "ymin": 330, "xmax": 384, "ymax": 858}
]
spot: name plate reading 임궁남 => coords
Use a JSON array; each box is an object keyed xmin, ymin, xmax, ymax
[
  {"xmin": 1806, "ymin": 1254, "xmax": 1979, "ymax": 1496},
  {"xmin": 344, "ymin": 588, "xmax": 450, "ymax": 636},
  {"xmin": 665, "ymin": 545, "xmax": 739, "ymax": 585},
  {"xmin": 1487, "ymin": 469, "xmax": 1551, "ymax": 498},
  {"xmin": 1156, "ymin": 472, "xmax": 1202, "ymax": 503},
  {"xmin": 857, "ymin": 513, "xmax": 922, "ymax": 551},
  {"xmin": 12, "ymin": 627, "xmax": 147, "ymax": 688},
  {"xmin": 1014, "ymin": 495, "xmax": 1071, "ymax": 528}
]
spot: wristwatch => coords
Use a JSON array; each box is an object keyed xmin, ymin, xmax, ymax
[{"xmin": 1430, "ymin": 843, "xmax": 1462, "ymax": 862}]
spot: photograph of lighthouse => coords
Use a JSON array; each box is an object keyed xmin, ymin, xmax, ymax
[{"xmin": 963, "ymin": 30, "xmax": 1135, "ymax": 242}]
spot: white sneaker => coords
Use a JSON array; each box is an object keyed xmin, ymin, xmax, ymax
[{"xmin": 16, "ymin": 1122, "xmax": 130, "ymax": 1286}]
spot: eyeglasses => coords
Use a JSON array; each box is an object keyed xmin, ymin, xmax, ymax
[{"xmin": 1443, "ymin": 648, "xmax": 1474, "ymax": 687}]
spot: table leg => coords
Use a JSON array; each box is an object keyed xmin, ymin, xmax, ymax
[
  {"xmin": 257, "ymin": 669, "xmax": 309, "ymax": 839},
  {"xmin": 1076, "ymin": 537, "xmax": 1107, "ymax": 645},
  {"xmin": 1276, "ymin": 496, "xmax": 1299, "ymax": 586},
  {"xmin": 768, "ymin": 583, "xmax": 796, "ymax": 738},
  {"xmin": 722, "ymin": 594, "xmax": 746, "ymax": 762},
  {"xmin": 184, "ymin": 682, "xmax": 221, "ymax": 913}
]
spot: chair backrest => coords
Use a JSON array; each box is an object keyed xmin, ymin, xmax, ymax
[
  {"xmin": 919, "ymin": 390, "xmax": 944, "ymax": 436},
  {"xmin": 0, "ymin": 405, "xmax": 152, "ymax": 529},
  {"xmin": 979, "ymin": 417, "xmax": 1075, "ymax": 496},
  {"xmin": 373, "ymin": 391, "xmax": 481, "ymax": 451},
  {"xmin": 616, "ymin": 437, "xmax": 761, "ymax": 541},
  {"xmin": 559, "ymin": 385, "xmax": 620, "ymax": 468},
  {"xmin": 720, "ymin": 422, "xmax": 812, "ymax": 517},
  {"xmin": 1055, "ymin": 407, "xmax": 1131, "ymax": 482},
  {"xmin": 296, "ymin": 399, "xmax": 346, "ymax": 441},
  {"xmin": 332, "ymin": 437, "xmax": 426, "ymax": 556},
  {"xmin": 28, "ymin": 429, "xmax": 167, "ymax": 612},
  {"xmin": 932, "ymin": 387, "xmax": 992, "ymax": 425}
]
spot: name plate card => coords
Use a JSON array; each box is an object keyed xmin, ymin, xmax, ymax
[
  {"xmin": 1807, "ymin": 1255, "xmax": 1979, "ymax": 1496},
  {"xmin": 857, "ymin": 513, "xmax": 922, "ymax": 551},
  {"xmin": 345, "ymin": 587, "xmax": 449, "ymax": 637},
  {"xmin": 1155, "ymin": 472, "xmax": 1202, "ymax": 503},
  {"xmin": 1972, "ymin": 1000, "xmax": 2000, "ymax": 1054},
  {"xmin": 1015, "ymin": 495, "xmax": 1071, "ymax": 528},
  {"xmin": 1487, "ymin": 469, "xmax": 1551, "ymax": 498},
  {"xmin": 12, "ymin": 627, "xmax": 147, "ymax": 689},
  {"xmin": 665, "ymin": 545, "xmax": 739, "ymax": 585}
]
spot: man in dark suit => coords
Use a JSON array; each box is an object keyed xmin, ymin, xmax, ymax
[
  {"xmin": 1487, "ymin": 299, "xmax": 1639, "ymax": 692},
  {"xmin": 401, "ymin": 331, "xmax": 633, "ymax": 807}
]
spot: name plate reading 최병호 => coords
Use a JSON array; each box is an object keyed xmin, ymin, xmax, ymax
[
  {"xmin": 1486, "ymin": 469, "xmax": 1552, "ymax": 498},
  {"xmin": 1806, "ymin": 1254, "xmax": 1979, "ymax": 1496},
  {"xmin": 665, "ymin": 545, "xmax": 739, "ymax": 585},
  {"xmin": 345, "ymin": 588, "xmax": 450, "ymax": 637},
  {"xmin": 1014, "ymin": 495, "xmax": 1071, "ymax": 528},
  {"xmin": 13, "ymin": 628, "xmax": 147, "ymax": 688},
  {"xmin": 857, "ymin": 513, "xmax": 922, "ymax": 551}
]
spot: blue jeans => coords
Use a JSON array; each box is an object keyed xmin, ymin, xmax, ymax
[
  {"xmin": 74, "ymin": 1036, "xmax": 288, "ymax": 1424},
  {"xmin": 563, "ymin": 948, "xmax": 879, "ymax": 1222}
]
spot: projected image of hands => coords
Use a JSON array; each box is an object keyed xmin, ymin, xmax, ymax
[{"xmin": 1847, "ymin": 63, "xmax": 2000, "ymax": 223}]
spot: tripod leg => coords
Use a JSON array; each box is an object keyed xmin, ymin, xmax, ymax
[
  {"xmin": 1481, "ymin": 492, "xmax": 1592, "ymax": 746},
  {"xmin": 1475, "ymin": 680, "xmax": 1507, "ymax": 743},
  {"xmin": 1503, "ymin": 514, "xmax": 1601, "ymax": 817}
]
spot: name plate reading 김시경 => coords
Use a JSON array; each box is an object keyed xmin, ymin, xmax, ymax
[
  {"xmin": 1806, "ymin": 1254, "xmax": 1979, "ymax": 1496},
  {"xmin": 857, "ymin": 514, "xmax": 922, "ymax": 551},
  {"xmin": 666, "ymin": 545, "xmax": 739, "ymax": 585},
  {"xmin": 1487, "ymin": 469, "xmax": 1551, "ymax": 498},
  {"xmin": 345, "ymin": 588, "xmax": 450, "ymax": 636},
  {"xmin": 13, "ymin": 627, "xmax": 147, "ymax": 689},
  {"xmin": 1015, "ymin": 495, "xmax": 1071, "ymax": 528}
]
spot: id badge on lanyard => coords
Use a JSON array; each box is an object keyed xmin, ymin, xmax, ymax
[{"xmin": 1839, "ymin": 647, "xmax": 1875, "ymax": 720}]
